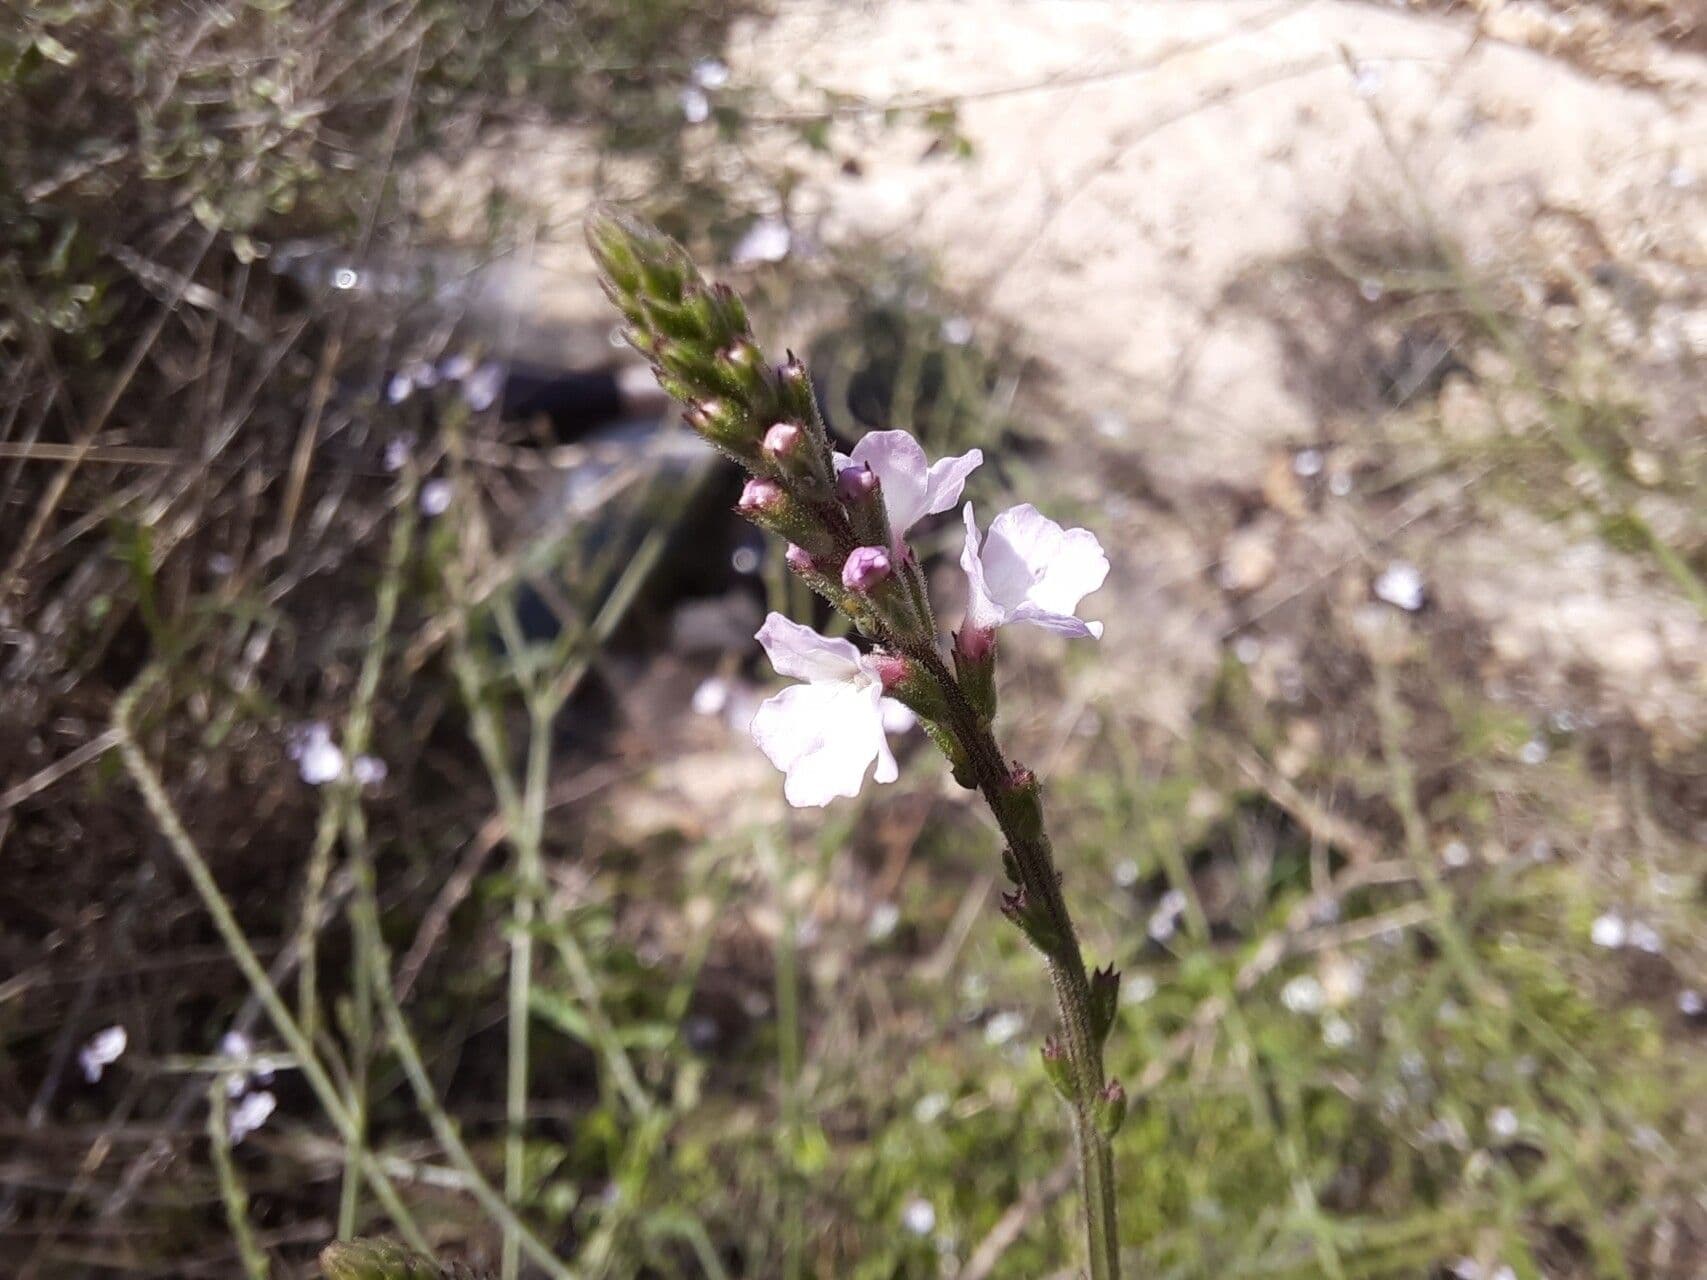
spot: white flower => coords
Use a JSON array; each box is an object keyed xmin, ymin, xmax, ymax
[
  {"xmin": 78, "ymin": 1025, "xmax": 128, "ymax": 1083},
  {"xmin": 960, "ymin": 502, "xmax": 1108, "ymax": 639},
  {"xmin": 1590, "ymin": 912, "xmax": 1626, "ymax": 949},
  {"xmin": 351, "ymin": 754, "xmax": 388, "ymax": 786},
  {"xmin": 219, "ymin": 1030, "xmax": 253, "ymax": 1061},
  {"xmin": 287, "ymin": 722, "xmax": 345, "ymax": 786},
  {"xmin": 879, "ymin": 697, "xmax": 918, "ymax": 735},
  {"xmin": 749, "ymin": 613, "xmax": 898, "ymax": 808},
  {"xmin": 692, "ymin": 57, "xmax": 730, "ymax": 89},
  {"xmin": 679, "ymin": 86, "xmax": 710, "ymax": 124},
  {"xmin": 228, "ymin": 1089, "xmax": 276, "ymax": 1143},
  {"xmin": 901, "ymin": 1197, "xmax": 936, "ymax": 1237},
  {"xmin": 1374, "ymin": 561, "xmax": 1425, "ymax": 611},
  {"xmin": 835, "ymin": 429, "xmax": 982, "ymax": 552},
  {"xmin": 730, "ymin": 217, "xmax": 791, "ymax": 265},
  {"xmin": 419, "ymin": 478, "xmax": 452, "ymax": 516}
]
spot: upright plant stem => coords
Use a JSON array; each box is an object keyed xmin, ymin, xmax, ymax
[
  {"xmin": 915, "ymin": 650, "xmax": 1122, "ymax": 1280},
  {"xmin": 502, "ymin": 708, "xmax": 551, "ymax": 1280}
]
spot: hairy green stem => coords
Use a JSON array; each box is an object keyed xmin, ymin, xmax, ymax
[{"xmin": 913, "ymin": 649, "xmax": 1122, "ymax": 1279}]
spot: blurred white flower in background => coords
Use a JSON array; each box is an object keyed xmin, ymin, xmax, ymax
[
  {"xmin": 1374, "ymin": 561, "xmax": 1425, "ymax": 611},
  {"xmin": 901, "ymin": 1197, "xmax": 936, "ymax": 1236},
  {"xmin": 419, "ymin": 479, "xmax": 452, "ymax": 516},
  {"xmin": 730, "ymin": 217, "xmax": 791, "ymax": 266},
  {"xmin": 692, "ymin": 58, "xmax": 729, "ymax": 89},
  {"xmin": 78, "ymin": 1025, "xmax": 127, "ymax": 1083},
  {"xmin": 287, "ymin": 722, "xmax": 345, "ymax": 786},
  {"xmin": 228, "ymin": 1090, "xmax": 277, "ymax": 1144}
]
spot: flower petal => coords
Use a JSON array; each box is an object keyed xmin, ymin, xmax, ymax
[
  {"xmin": 1009, "ymin": 602, "xmax": 1104, "ymax": 639},
  {"xmin": 851, "ymin": 430, "xmax": 930, "ymax": 543},
  {"xmin": 960, "ymin": 503, "xmax": 1007, "ymax": 630},
  {"xmin": 922, "ymin": 448, "xmax": 983, "ymax": 517},
  {"xmin": 750, "ymin": 680, "xmax": 892, "ymax": 807},
  {"xmin": 1025, "ymin": 524, "xmax": 1109, "ymax": 619},
  {"xmin": 755, "ymin": 613, "xmax": 863, "ymax": 684},
  {"xmin": 978, "ymin": 503, "xmax": 1054, "ymax": 611}
]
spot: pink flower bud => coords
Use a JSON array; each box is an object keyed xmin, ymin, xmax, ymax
[
  {"xmin": 685, "ymin": 399, "xmax": 721, "ymax": 431},
  {"xmin": 955, "ymin": 625, "xmax": 996, "ymax": 664},
  {"xmin": 837, "ymin": 463, "xmax": 879, "ymax": 504},
  {"xmin": 1007, "ymin": 764, "xmax": 1037, "ymax": 792},
  {"xmin": 763, "ymin": 423, "xmax": 803, "ymax": 458},
  {"xmin": 785, "ymin": 544, "xmax": 815, "ymax": 573},
  {"xmin": 841, "ymin": 545, "xmax": 892, "ymax": 592},
  {"xmin": 738, "ymin": 477, "xmax": 786, "ymax": 515},
  {"xmin": 870, "ymin": 651, "xmax": 910, "ymax": 692}
]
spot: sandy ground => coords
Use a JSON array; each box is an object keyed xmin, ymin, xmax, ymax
[{"xmin": 726, "ymin": 0, "xmax": 1707, "ymax": 741}]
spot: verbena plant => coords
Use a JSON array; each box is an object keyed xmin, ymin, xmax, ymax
[
  {"xmin": 328, "ymin": 210, "xmax": 1126, "ymax": 1278},
  {"xmin": 588, "ymin": 211, "xmax": 1124, "ymax": 1277}
]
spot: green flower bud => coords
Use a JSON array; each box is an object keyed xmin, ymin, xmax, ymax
[
  {"xmin": 1093, "ymin": 1079, "xmax": 1128, "ymax": 1138},
  {"xmin": 1041, "ymin": 1035, "xmax": 1077, "ymax": 1103}
]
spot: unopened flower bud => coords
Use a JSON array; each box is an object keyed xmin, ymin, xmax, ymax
[
  {"xmin": 870, "ymin": 651, "xmax": 910, "ymax": 692},
  {"xmin": 738, "ymin": 478, "xmax": 786, "ymax": 516},
  {"xmin": 869, "ymin": 649, "xmax": 952, "ymax": 724},
  {"xmin": 1094, "ymin": 1079, "xmax": 1128, "ymax": 1137},
  {"xmin": 953, "ymin": 625, "xmax": 998, "ymax": 723},
  {"xmin": 683, "ymin": 398, "xmax": 760, "ymax": 460},
  {"xmin": 777, "ymin": 350, "xmax": 815, "ymax": 418},
  {"xmin": 956, "ymin": 625, "xmax": 996, "ymax": 664},
  {"xmin": 837, "ymin": 464, "xmax": 879, "ymax": 504},
  {"xmin": 763, "ymin": 423, "xmax": 803, "ymax": 459},
  {"xmin": 785, "ymin": 543, "xmax": 816, "ymax": 574},
  {"xmin": 999, "ymin": 765, "xmax": 1045, "ymax": 846},
  {"xmin": 841, "ymin": 545, "xmax": 892, "ymax": 593},
  {"xmin": 1040, "ymin": 1035, "xmax": 1076, "ymax": 1102}
]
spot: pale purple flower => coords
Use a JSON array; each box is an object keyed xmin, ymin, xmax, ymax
[
  {"xmin": 960, "ymin": 502, "xmax": 1108, "ymax": 639},
  {"xmin": 749, "ymin": 613, "xmax": 899, "ymax": 807},
  {"xmin": 419, "ymin": 479, "xmax": 453, "ymax": 517},
  {"xmin": 219, "ymin": 1030, "xmax": 253, "ymax": 1061},
  {"xmin": 402, "ymin": 359, "xmax": 439, "ymax": 390},
  {"xmin": 439, "ymin": 351, "xmax": 476, "ymax": 382},
  {"xmin": 383, "ymin": 434, "xmax": 416, "ymax": 473},
  {"xmin": 835, "ymin": 429, "xmax": 982, "ymax": 552},
  {"xmin": 463, "ymin": 361, "xmax": 504, "ymax": 412},
  {"xmin": 351, "ymin": 754, "xmax": 388, "ymax": 786}
]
